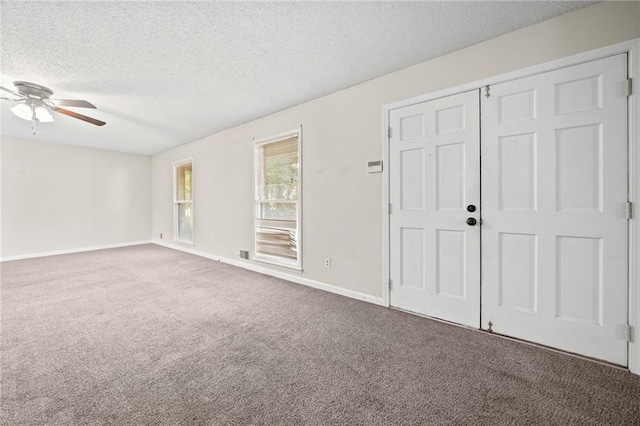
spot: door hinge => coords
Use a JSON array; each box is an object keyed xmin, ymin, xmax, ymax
[
  {"xmin": 627, "ymin": 201, "xmax": 633, "ymax": 220},
  {"xmin": 627, "ymin": 78, "xmax": 633, "ymax": 97},
  {"xmin": 388, "ymin": 279, "xmax": 393, "ymax": 289},
  {"xmin": 389, "ymin": 203, "xmax": 393, "ymax": 214},
  {"xmin": 484, "ymin": 85, "xmax": 491, "ymax": 98},
  {"xmin": 625, "ymin": 325, "xmax": 634, "ymax": 343},
  {"xmin": 388, "ymin": 127, "xmax": 393, "ymax": 139}
]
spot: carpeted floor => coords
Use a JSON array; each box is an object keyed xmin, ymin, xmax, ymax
[{"xmin": 1, "ymin": 244, "xmax": 639, "ymax": 425}]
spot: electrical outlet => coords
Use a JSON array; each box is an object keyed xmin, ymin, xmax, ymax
[
  {"xmin": 121, "ymin": 229, "xmax": 128, "ymax": 237},
  {"xmin": 324, "ymin": 257, "xmax": 331, "ymax": 268},
  {"xmin": 240, "ymin": 250, "xmax": 250, "ymax": 259}
]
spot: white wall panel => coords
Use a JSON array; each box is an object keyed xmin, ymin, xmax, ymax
[{"xmin": 1, "ymin": 137, "xmax": 151, "ymax": 257}]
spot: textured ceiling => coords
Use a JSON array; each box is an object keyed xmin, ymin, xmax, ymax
[{"xmin": 1, "ymin": 1, "xmax": 593, "ymax": 155}]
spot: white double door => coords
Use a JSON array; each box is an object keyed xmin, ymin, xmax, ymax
[{"xmin": 389, "ymin": 54, "xmax": 629, "ymax": 365}]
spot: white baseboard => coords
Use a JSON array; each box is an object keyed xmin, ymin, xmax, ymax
[
  {"xmin": 0, "ymin": 240, "xmax": 153, "ymax": 262},
  {"xmin": 153, "ymin": 240, "xmax": 385, "ymax": 307}
]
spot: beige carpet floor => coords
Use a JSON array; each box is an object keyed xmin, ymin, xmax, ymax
[{"xmin": 1, "ymin": 244, "xmax": 639, "ymax": 425}]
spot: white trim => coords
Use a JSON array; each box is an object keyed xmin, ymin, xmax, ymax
[
  {"xmin": 382, "ymin": 38, "xmax": 640, "ymax": 375},
  {"xmin": 253, "ymin": 126, "xmax": 303, "ymax": 271},
  {"xmin": 384, "ymin": 39, "xmax": 639, "ymax": 113},
  {"xmin": 173, "ymin": 156, "xmax": 194, "ymax": 245},
  {"xmin": 0, "ymin": 240, "xmax": 153, "ymax": 262},
  {"xmin": 172, "ymin": 157, "xmax": 193, "ymax": 167},
  {"xmin": 154, "ymin": 240, "xmax": 384, "ymax": 306},
  {"xmin": 253, "ymin": 128, "xmax": 301, "ymax": 146},
  {"xmin": 253, "ymin": 254, "xmax": 301, "ymax": 271},
  {"xmin": 631, "ymin": 39, "xmax": 640, "ymax": 376},
  {"xmin": 381, "ymin": 108, "xmax": 391, "ymax": 308}
]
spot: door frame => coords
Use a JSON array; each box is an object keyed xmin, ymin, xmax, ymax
[{"xmin": 381, "ymin": 38, "xmax": 640, "ymax": 375}]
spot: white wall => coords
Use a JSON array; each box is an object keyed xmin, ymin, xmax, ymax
[
  {"xmin": 152, "ymin": 1, "xmax": 640, "ymax": 299},
  {"xmin": 1, "ymin": 136, "xmax": 151, "ymax": 258}
]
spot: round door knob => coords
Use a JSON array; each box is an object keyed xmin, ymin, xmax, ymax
[
  {"xmin": 466, "ymin": 218, "xmax": 477, "ymax": 226},
  {"xmin": 467, "ymin": 205, "xmax": 476, "ymax": 213}
]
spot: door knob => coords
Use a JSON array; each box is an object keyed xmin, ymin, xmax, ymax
[
  {"xmin": 467, "ymin": 204, "xmax": 476, "ymax": 213},
  {"xmin": 466, "ymin": 218, "xmax": 477, "ymax": 226}
]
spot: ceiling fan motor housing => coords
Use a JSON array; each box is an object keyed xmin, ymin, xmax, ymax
[{"xmin": 14, "ymin": 81, "xmax": 54, "ymax": 99}]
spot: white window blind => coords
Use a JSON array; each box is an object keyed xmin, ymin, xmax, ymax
[
  {"xmin": 174, "ymin": 160, "xmax": 193, "ymax": 243},
  {"xmin": 255, "ymin": 132, "xmax": 300, "ymax": 267}
]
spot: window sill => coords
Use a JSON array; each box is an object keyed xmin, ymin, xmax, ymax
[
  {"xmin": 253, "ymin": 255, "xmax": 302, "ymax": 272},
  {"xmin": 173, "ymin": 239, "xmax": 195, "ymax": 247}
]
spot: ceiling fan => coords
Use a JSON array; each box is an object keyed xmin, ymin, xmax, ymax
[{"xmin": 1, "ymin": 81, "xmax": 106, "ymax": 133}]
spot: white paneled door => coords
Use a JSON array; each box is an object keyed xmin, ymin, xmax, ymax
[
  {"xmin": 389, "ymin": 90, "xmax": 481, "ymax": 327},
  {"xmin": 481, "ymin": 54, "xmax": 629, "ymax": 366},
  {"xmin": 389, "ymin": 54, "xmax": 629, "ymax": 365}
]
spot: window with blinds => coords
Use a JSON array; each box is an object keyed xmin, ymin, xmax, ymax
[
  {"xmin": 174, "ymin": 159, "xmax": 193, "ymax": 243},
  {"xmin": 254, "ymin": 129, "xmax": 301, "ymax": 268}
]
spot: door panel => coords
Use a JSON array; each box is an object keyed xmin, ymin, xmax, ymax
[
  {"xmin": 481, "ymin": 54, "xmax": 628, "ymax": 365},
  {"xmin": 390, "ymin": 90, "xmax": 480, "ymax": 327}
]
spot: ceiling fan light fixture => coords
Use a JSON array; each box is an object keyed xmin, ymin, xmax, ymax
[
  {"xmin": 34, "ymin": 106, "xmax": 54, "ymax": 122},
  {"xmin": 11, "ymin": 103, "xmax": 54, "ymax": 123},
  {"xmin": 11, "ymin": 103, "xmax": 33, "ymax": 121},
  {"xmin": 3, "ymin": 81, "xmax": 104, "ymax": 128}
]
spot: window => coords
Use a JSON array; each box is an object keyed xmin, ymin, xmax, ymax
[
  {"xmin": 254, "ymin": 128, "xmax": 301, "ymax": 269},
  {"xmin": 174, "ymin": 159, "xmax": 193, "ymax": 243}
]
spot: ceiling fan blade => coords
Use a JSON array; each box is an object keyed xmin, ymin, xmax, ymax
[
  {"xmin": 50, "ymin": 106, "xmax": 106, "ymax": 126},
  {"xmin": 47, "ymin": 99, "xmax": 96, "ymax": 108},
  {"xmin": 0, "ymin": 85, "xmax": 25, "ymax": 98}
]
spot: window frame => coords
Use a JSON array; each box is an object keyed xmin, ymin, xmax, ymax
[
  {"xmin": 253, "ymin": 127, "xmax": 302, "ymax": 270},
  {"xmin": 173, "ymin": 157, "xmax": 194, "ymax": 245}
]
